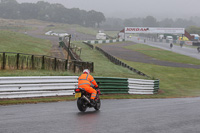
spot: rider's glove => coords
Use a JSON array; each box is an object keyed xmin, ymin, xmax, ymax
[{"xmin": 94, "ymin": 86, "xmax": 99, "ymax": 89}]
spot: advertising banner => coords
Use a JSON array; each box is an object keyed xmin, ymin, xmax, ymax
[{"xmin": 125, "ymin": 27, "xmax": 185, "ymax": 34}]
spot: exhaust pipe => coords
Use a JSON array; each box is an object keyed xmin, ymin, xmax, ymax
[{"xmin": 82, "ymin": 95, "xmax": 90, "ymax": 103}]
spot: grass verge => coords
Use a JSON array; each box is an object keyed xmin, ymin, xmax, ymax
[
  {"xmin": 0, "ymin": 30, "xmax": 52, "ymax": 55},
  {"xmin": 119, "ymin": 59, "xmax": 200, "ymax": 98},
  {"xmin": 0, "ymin": 70, "xmax": 77, "ymax": 76},
  {"xmin": 72, "ymin": 41, "xmax": 149, "ymax": 79},
  {"xmin": 0, "ymin": 96, "xmax": 76, "ymax": 105}
]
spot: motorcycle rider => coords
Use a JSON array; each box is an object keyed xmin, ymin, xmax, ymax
[{"xmin": 78, "ymin": 69, "xmax": 98, "ymax": 106}]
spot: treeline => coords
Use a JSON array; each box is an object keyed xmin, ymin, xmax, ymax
[
  {"xmin": 0, "ymin": 0, "xmax": 106, "ymax": 27},
  {"xmin": 101, "ymin": 16, "xmax": 200, "ymax": 34}
]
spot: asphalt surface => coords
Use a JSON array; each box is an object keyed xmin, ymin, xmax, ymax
[
  {"xmin": 1, "ymin": 98, "xmax": 200, "ymax": 133},
  {"xmin": 100, "ymin": 42, "xmax": 200, "ymax": 69},
  {"xmin": 129, "ymin": 36, "xmax": 200, "ymax": 60}
]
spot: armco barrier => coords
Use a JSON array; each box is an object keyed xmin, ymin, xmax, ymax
[
  {"xmin": 95, "ymin": 46, "xmax": 150, "ymax": 78},
  {"xmin": 95, "ymin": 77, "xmax": 129, "ymax": 94},
  {"xmin": 0, "ymin": 76, "xmax": 78, "ymax": 98},
  {"xmin": 128, "ymin": 78, "xmax": 159, "ymax": 94},
  {"xmin": 82, "ymin": 41, "xmax": 94, "ymax": 49},
  {"xmin": 0, "ymin": 76, "xmax": 159, "ymax": 98},
  {"xmin": 83, "ymin": 39, "xmax": 125, "ymax": 45},
  {"xmin": 82, "ymin": 41, "xmax": 151, "ymax": 78}
]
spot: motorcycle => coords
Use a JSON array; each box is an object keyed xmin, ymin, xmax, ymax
[{"xmin": 74, "ymin": 87, "xmax": 101, "ymax": 112}]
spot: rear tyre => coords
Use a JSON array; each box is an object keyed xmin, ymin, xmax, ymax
[
  {"xmin": 77, "ymin": 98, "xmax": 87, "ymax": 112},
  {"xmin": 94, "ymin": 99, "xmax": 101, "ymax": 110}
]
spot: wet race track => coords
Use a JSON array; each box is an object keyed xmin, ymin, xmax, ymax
[{"xmin": 1, "ymin": 98, "xmax": 200, "ymax": 133}]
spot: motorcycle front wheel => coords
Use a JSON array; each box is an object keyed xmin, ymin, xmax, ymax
[
  {"xmin": 77, "ymin": 98, "xmax": 87, "ymax": 112},
  {"xmin": 94, "ymin": 99, "xmax": 101, "ymax": 110}
]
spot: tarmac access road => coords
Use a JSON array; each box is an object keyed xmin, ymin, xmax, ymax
[
  {"xmin": 1, "ymin": 98, "xmax": 200, "ymax": 133},
  {"xmin": 100, "ymin": 42, "xmax": 200, "ymax": 69},
  {"xmin": 129, "ymin": 37, "xmax": 200, "ymax": 60}
]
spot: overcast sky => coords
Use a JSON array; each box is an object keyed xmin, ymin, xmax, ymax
[{"xmin": 16, "ymin": 0, "xmax": 200, "ymax": 19}]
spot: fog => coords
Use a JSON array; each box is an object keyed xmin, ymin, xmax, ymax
[{"xmin": 16, "ymin": 0, "xmax": 200, "ymax": 19}]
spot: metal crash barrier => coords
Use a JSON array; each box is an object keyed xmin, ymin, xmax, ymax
[{"xmin": 0, "ymin": 76, "xmax": 159, "ymax": 98}]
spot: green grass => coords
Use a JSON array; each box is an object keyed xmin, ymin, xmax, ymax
[
  {"xmin": 74, "ymin": 25, "xmax": 98, "ymax": 35},
  {"xmin": 0, "ymin": 96, "xmax": 76, "ymax": 105},
  {"xmin": 0, "ymin": 70, "xmax": 77, "ymax": 76},
  {"xmin": 71, "ymin": 41, "xmax": 148, "ymax": 79},
  {"xmin": 0, "ymin": 30, "xmax": 52, "ymax": 55},
  {"xmin": 0, "ymin": 25, "xmax": 27, "ymax": 31},
  {"xmin": 120, "ymin": 59, "xmax": 200, "ymax": 98},
  {"xmin": 0, "ymin": 19, "xmax": 34, "ymax": 33},
  {"xmin": 123, "ymin": 43, "xmax": 200, "ymax": 65}
]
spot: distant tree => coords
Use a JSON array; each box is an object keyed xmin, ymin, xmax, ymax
[
  {"xmin": 190, "ymin": 16, "xmax": 200, "ymax": 27},
  {"xmin": 66, "ymin": 8, "xmax": 83, "ymax": 25},
  {"xmin": 85, "ymin": 10, "xmax": 97, "ymax": 27},
  {"xmin": 94, "ymin": 11, "xmax": 106, "ymax": 28},
  {"xmin": 100, "ymin": 18, "xmax": 124, "ymax": 30},
  {"xmin": 83, "ymin": 10, "xmax": 105, "ymax": 27},
  {"xmin": 0, "ymin": 0, "xmax": 106, "ymax": 27},
  {"xmin": 36, "ymin": 1, "xmax": 51, "ymax": 21},
  {"xmin": 0, "ymin": 0, "xmax": 18, "ymax": 4},
  {"xmin": 186, "ymin": 26, "xmax": 200, "ymax": 34},
  {"xmin": 129, "ymin": 18, "xmax": 143, "ymax": 27},
  {"xmin": 19, "ymin": 3, "xmax": 39, "ymax": 19},
  {"xmin": 123, "ymin": 19, "xmax": 134, "ymax": 27},
  {"xmin": 46, "ymin": 3, "xmax": 67, "ymax": 22},
  {"xmin": 0, "ymin": 0, "xmax": 19, "ymax": 19},
  {"xmin": 123, "ymin": 18, "xmax": 143, "ymax": 27},
  {"xmin": 143, "ymin": 16, "xmax": 158, "ymax": 27},
  {"xmin": 80, "ymin": 10, "xmax": 88, "ymax": 26},
  {"xmin": 174, "ymin": 18, "xmax": 195, "ymax": 28},
  {"xmin": 159, "ymin": 18, "xmax": 174, "ymax": 27}
]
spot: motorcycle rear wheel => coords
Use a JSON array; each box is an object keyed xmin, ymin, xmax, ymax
[{"xmin": 77, "ymin": 98, "xmax": 87, "ymax": 112}]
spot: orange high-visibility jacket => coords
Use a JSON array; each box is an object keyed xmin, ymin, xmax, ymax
[{"xmin": 78, "ymin": 74, "xmax": 98, "ymax": 88}]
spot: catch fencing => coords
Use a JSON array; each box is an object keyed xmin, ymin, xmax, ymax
[
  {"xmin": 0, "ymin": 52, "xmax": 93, "ymax": 73},
  {"xmin": 0, "ymin": 76, "xmax": 159, "ymax": 99},
  {"xmin": 0, "ymin": 52, "xmax": 67, "ymax": 71}
]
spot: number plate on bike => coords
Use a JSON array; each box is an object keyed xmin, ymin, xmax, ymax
[{"xmin": 75, "ymin": 92, "xmax": 81, "ymax": 98}]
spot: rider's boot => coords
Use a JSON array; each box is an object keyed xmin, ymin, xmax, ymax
[{"xmin": 90, "ymin": 99, "xmax": 96, "ymax": 107}]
